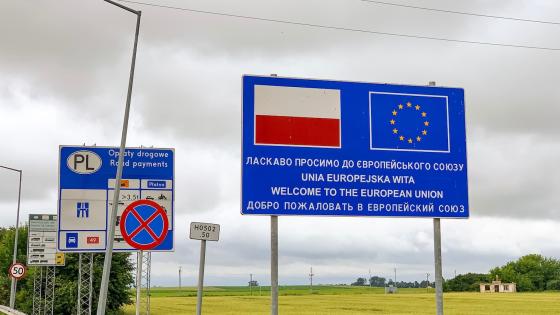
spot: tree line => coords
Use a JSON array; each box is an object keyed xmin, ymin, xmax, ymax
[{"xmin": 351, "ymin": 254, "xmax": 560, "ymax": 292}]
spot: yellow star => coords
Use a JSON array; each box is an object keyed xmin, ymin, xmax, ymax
[
  {"xmin": 389, "ymin": 119, "xmax": 395, "ymax": 125},
  {"xmin": 421, "ymin": 112, "xmax": 427, "ymax": 117},
  {"xmin": 406, "ymin": 102, "xmax": 412, "ymax": 107},
  {"xmin": 415, "ymin": 105, "xmax": 420, "ymax": 110},
  {"xmin": 422, "ymin": 130, "xmax": 427, "ymax": 135},
  {"xmin": 398, "ymin": 104, "xmax": 403, "ymax": 109},
  {"xmin": 416, "ymin": 136, "xmax": 421, "ymax": 142},
  {"xmin": 392, "ymin": 128, "xmax": 398, "ymax": 134},
  {"xmin": 424, "ymin": 121, "xmax": 430, "ymax": 126},
  {"xmin": 408, "ymin": 138, "xmax": 413, "ymax": 143},
  {"xmin": 399, "ymin": 135, "xmax": 404, "ymax": 141},
  {"xmin": 392, "ymin": 110, "xmax": 397, "ymax": 116}
]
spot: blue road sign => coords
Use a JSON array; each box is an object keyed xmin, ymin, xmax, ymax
[
  {"xmin": 241, "ymin": 75, "xmax": 468, "ymax": 218},
  {"xmin": 66, "ymin": 233, "xmax": 78, "ymax": 248},
  {"xmin": 58, "ymin": 146, "xmax": 175, "ymax": 252}
]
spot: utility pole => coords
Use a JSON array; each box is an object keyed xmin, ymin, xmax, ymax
[
  {"xmin": 250, "ymin": 274, "xmax": 253, "ymax": 296},
  {"xmin": 426, "ymin": 273, "xmax": 430, "ymax": 292},
  {"xmin": 394, "ymin": 268, "xmax": 397, "ymax": 288},
  {"xmin": 97, "ymin": 1, "xmax": 141, "ymax": 314},
  {"xmin": 179, "ymin": 267, "xmax": 182, "ymax": 289},
  {"xmin": 309, "ymin": 267, "xmax": 314, "ymax": 293},
  {"xmin": 368, "ymin": 268, "xmax": 372, "ymax": 287}
]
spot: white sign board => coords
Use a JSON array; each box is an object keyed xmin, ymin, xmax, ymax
[
  {"xmin": 190, "ymin": 222, "xmax": 220, "ymax": 241},
  {"xmin": 27, "ymin": 214, "xmax": 65, "ymax": 266}
]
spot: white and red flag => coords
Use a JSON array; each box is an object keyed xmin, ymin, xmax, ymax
[{"xmin": 254, "ymin": 85, "xmax": 341, "ymax": 148}]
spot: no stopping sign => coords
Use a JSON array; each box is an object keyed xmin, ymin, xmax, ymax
[
  {"xmin": 8, "ymin": 262, "xmax": 27, "ymax": 280},
  {"xmin": 120, "ymin": 199, "xmax": 169, "ymax": 250}
]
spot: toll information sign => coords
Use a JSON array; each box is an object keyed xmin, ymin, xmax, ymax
[
  {"xmin": 241, "ymin": 75, "xmax": 468, "ymax": 218},
  {"xmin": 27, "ymin": 214, "xmax": 65, "ymax": 266},
  {"xmin": 58, "ymin": 146, "xmax": 175, "ymax": 252}
]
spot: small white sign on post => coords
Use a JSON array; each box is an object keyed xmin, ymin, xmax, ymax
[
  {"xmin": 190, "ymin": 222, "xmax": 220, "ymax": 315},
  {"xmin": 190, "ymin": 222, "xmax": 220, "ymax": 241}
]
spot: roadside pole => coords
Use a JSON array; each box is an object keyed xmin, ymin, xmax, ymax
[
  {"xmin": 429, "ymin": 80, "xmax": 444, "ymax": 315},
  {"xmin": 135, "ymin": 251, "xmax": 143, "ymax": 315},
  {"xmin": 271, "ymin": 216, "xmax": 278, "ymax": 315},
  {"xmin": 189, "ymin": 222, "xmax": 220, "ymax": 315},
  {"xmin": 0, "ymin": 166, "xmax": 22, "ymax": 309},
  {"xmin": 97, "ymin": 1, "xmax": 141, "ymax": 314},
  {"xmin": 196, "ymin": 240, "xmax": 207, "ymax": 315},
  {"xmin": 433, "ymin": 218, "xmax": 443, "ymax": 315}
]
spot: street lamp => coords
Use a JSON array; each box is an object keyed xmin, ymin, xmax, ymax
[
  {"xmin": 0, "ymin": 166, "xmax": 22, "ymax": 309},
  {"xmin": 97, "ymin": 1, "xmax": 141, "ymax": 314}
]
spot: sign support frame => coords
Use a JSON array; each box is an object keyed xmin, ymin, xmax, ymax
[
  {"xmin": 196, "ymin": 240, "xmax": 207, "ymax": 315},
  {"xmin": 135, "ymin": 251, "xmax": 143, "ymax": 315}
]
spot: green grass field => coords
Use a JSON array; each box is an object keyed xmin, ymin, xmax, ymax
[{"xmin": 122, "ymin": 286, "xmax": 560, "ymax": 314}]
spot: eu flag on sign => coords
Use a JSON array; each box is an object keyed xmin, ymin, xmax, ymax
[{"xmin": 369, "ymin": 92, "xmax": 450, "ymax": 153}]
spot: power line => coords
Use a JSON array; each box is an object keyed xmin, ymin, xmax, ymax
[
  {"xmin": 360, "ymin": 0, "xmax": 560, "ymax": 26},
  {"xmin": 116, "ymin": 0, "xmax": 560, "ymax": 51}
]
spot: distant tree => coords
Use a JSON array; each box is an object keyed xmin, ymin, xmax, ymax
[
  {"xmin": 444, "ymin": 273, "xmax": 490, "ymax": 292},
  {"xmin": 490, "ymin": 254, "xmax": 560, "ymax": 292},
  {"xmin": 248, "ymin": 280, "xmax": 259, "ymax": 287},
  {"xmin": 351, "ymin": 277, "xmax": 367, "ymax": 286},
  {"xmin": 368, "ymin": 276, "xmax": 386, "ymax": 287}
]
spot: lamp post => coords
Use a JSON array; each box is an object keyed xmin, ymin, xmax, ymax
[
  {"xmin": 0, "ymin": 166, "xmax": 22, "ymax": 309},
  {"xmin": 97, "ymin": 1, "xmax": 141, "ymax": 314}
]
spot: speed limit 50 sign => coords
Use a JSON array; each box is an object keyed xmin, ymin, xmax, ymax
[
  {"xmin": 190, "ymin": 222, "xmax": 220, "ymax": 241},
  {"xmin": 8, "ymin": 262, "xmax": 27, "ymax": 280}
]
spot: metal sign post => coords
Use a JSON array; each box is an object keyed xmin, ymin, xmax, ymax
[
  {"xmin": 196, "ymin": 240, "xmax": 206, "ymax": 315},
  {"xmin": 97, "ymin": 1, "xmax": 141, "ymax": 313},
  {"xmin": 189, "ymin": 222, "xmax": 220, "ymax": 315},
  {"xmin": 270, "ymin": 216, "xmax": 278, "ymax": 315},
  {"xmin": 428, "ymin": 81, "xmax": 444, "ymax": 315},
  {"xmin": 135, "ymin": 251, "xmax": 143, "ymax": 315},
  {"xmin": 0, "ymin": 165, "xmax": 22, "ymax": 310}
]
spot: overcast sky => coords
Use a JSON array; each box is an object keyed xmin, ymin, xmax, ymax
[{"xmin": 2, "ymin": 0, "xmax": 560, "ymax": 286}]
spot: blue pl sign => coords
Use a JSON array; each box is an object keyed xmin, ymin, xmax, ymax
[
  {"xmin": 241, "ymin": 75, "xmax": 468, "ymax": 218},
  {"xmin": 58, "ymin": 146, "xmax": 175, "ymax": 252}
]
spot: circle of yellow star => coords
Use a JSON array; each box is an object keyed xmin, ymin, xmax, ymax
[{"xmin": 390, "ymin": 100, "xmax": 431, "ymax": 146}]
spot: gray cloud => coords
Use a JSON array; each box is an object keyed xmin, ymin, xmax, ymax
[{"xmin": 2, "ymin": 0, "xmax": 560, "ymax": 285}]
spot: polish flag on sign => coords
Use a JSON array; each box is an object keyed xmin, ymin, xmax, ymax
[{"xmin": 254, "ymin": 85, "xmax": 341, "ymax": 148}]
